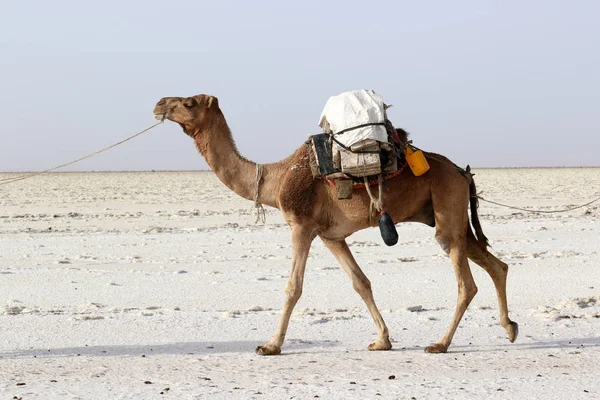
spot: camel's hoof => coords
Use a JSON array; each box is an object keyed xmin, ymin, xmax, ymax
[
  {"xmin": 255, "ymin": 344, "xmax": 281, "ymax": 356},
  {"xmin": 508, "ymin": 321, "xmax": 519, "ymax": 343},
  {"xmin": 368, "ymin": 338, "xmax": 392, "ymax": 351},
  {"xmin": 424, "ymin": 343, "xmax": 448, "ymax": 354}
]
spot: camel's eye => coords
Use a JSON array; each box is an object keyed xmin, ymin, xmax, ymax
[{"xmin": 183, "ymin": 98, "xmax": 196, "ymax": 108}]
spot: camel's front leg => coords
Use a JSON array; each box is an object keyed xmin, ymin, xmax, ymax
[
  {"xmin": 256, "ymin": 227, "xmax": 313, "ymax": 355},
  {"xmin": 321, "ymin": 238, "xmax": 392, "ymax": 351}
]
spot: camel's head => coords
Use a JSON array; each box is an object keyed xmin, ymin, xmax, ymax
[{"xmin": 153, "ymin": 94, "xmax": 219, "ymax": 134}]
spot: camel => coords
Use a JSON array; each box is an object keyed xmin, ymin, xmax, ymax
[{"xmin": 153, "ymin": 94, "xmax": 519, "ymax": 355}]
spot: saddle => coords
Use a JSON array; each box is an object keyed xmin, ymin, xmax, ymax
[
  {"xmin": 309, "ymin": 121, "xmax": 408, "ymax": 200},
  {"xmin": 307, "ymin": 90, "xmax": 430, "ymax": 246}
]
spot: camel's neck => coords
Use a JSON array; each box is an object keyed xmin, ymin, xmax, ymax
[{"xmin": 188, "ymin": 111, "xmax": 280, "ymax": 209}]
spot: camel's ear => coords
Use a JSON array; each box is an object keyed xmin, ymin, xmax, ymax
[
  {"xmin": 183, "ymin": 97, "xmax": 197, "ymax": 108},
  {"xmin": 206, "ymin": 96, "xmax": 218, "ymax": 108},
  {"xmin": 384, "ymin": 103, "xmax": 393, "ymax": 110}
]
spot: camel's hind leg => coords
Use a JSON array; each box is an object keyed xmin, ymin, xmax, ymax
[
  {"xmin": 321, "ymin": 238, "xmax": 392, "ymax": 351},
  {"xmin": 426, "ymin": 231, "xmax": 478, "ymax": 353},
  {"xmin": 466, "ymin": 229, "xmax": 519, "ymax": 343}
]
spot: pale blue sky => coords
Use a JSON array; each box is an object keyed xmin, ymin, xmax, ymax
[{"xmin": 1, "ymin": 0, "xmax": 599, "ymax": 171}]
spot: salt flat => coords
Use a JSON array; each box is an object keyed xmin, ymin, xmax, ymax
[{"xmin": 1, "ymin": 169, "xmax": 599, "ymax": 399}]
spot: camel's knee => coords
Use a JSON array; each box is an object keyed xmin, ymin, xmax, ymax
[
  {"xmin": 352, "ymin": 275, "xmax": 372, "ymax": 296},
  {"xmin": 459, "ymin": 281, "xmax": 478, "ymax": 302},
  {"xmin": 284, "ymin": 280, "xmax": 303, "ymax": 303},
  {"xmin": 486, "ymin": 255, "xmax": 509, "ymax": 280},
  {"xmin": 468, "ymin": 283, "xmax": 478, "ymax": 300}
]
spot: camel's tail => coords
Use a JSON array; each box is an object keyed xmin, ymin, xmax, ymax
[{"xmin": 469, "ymin": 178, "xmax": 489, "ymax": 249}]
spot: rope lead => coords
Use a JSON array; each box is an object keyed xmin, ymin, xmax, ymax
[
  {"xmin": 0, "ymin": 121, "xmax": 164, "ymax": 186},
  {"xmin": 478, "ymin": 195, "xmax": 600, "ymax": 214}
]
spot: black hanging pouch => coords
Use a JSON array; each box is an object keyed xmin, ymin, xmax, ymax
[
  {"xmin": 310, "ymin": 133, "xmax": 337, "ymax": 176},
  {"xmin": 379, "ymin": 212, "xmax": 398, "ymax": 246}
]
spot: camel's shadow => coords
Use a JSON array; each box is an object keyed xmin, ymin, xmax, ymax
[
  {"xmin": 1, "ymin": 341, "xmax": 260, "ymax": 359},
  {"xmin": 0, "ymin": 339, "xmax": 340, "ymax": 360},
  {"xmin": 2, "ymin": 337, "xmax": 598, "ymax": 359},
  {"xmin": 451, "ymin": 336, "xmax": 600, "ymax": 354}
]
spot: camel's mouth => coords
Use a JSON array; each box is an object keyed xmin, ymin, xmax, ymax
[{"xmin": 153, "ymin": 113, "xmax": 166, "ymax": 122}]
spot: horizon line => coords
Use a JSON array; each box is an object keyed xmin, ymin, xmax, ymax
[{"xmin": 1, "ymin": 165, "xmax": 599, "ymax": 174}]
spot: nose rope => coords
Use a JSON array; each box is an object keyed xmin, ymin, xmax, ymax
[{"xmin": 0, "ymin": 121, "xmax": 163, "ymax": 186}]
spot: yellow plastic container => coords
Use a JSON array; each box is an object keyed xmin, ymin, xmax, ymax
[{"xmin": 404, "ymin": 145, "xmax": 430, "ymax": 176}]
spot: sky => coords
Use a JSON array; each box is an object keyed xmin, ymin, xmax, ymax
[{"xmin": 1, "ymin": 0, "xmax": 599, "ymax": 171}]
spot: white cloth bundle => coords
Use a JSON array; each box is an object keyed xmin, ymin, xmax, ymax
[{"xmin": 318, "ymin": 89, "xmax": 388, "ymax": 148}]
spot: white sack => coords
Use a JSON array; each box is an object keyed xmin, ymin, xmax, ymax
[{"xmin": 318, "ymin": 89, "xmax": 388, "ymax": 148}]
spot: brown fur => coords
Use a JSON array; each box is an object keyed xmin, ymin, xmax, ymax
[
  {"xmin": 153, "ymin": 94, "xmax": 518, "ymax": 355},
  {"xmin": 394, "ymin": 126, "xmax": 409, "ymax": 144}
]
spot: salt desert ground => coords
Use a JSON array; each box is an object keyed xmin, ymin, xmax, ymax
[{"xmin": 1, "ymin": 168, "xmax": 599, "ymax": 399}]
